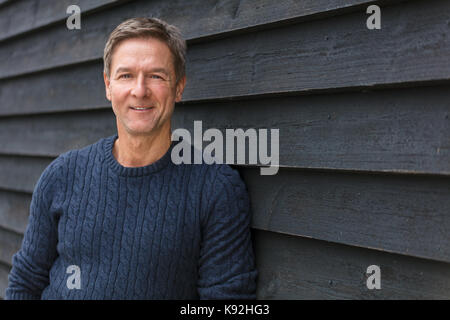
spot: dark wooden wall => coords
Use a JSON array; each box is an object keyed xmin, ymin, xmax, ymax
[{"xmin": 1, "ymin": 0, "xmax": 449, "ymax": 299}]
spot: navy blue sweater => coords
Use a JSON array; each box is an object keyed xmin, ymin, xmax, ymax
[{"xmin": 6, "ymin": 135, "xmax": 257, "ymax": 299}]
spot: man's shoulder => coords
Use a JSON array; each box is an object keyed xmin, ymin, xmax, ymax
[
  {"xmin": 206, "ymin": 163, "xmax": 243, "ymax": 183},
  {"xmin": 193, "ymin": 163, "xmax": 248, "ymax": 203},
  {"xmin": 182, "ymin": 161, "xmax": 243, "ymax": 185},
  {"xmin": 173, "ymin": 141, "xmax": 244, "ymax": 183},
  {"xmin": 197, "ymin": 163, "xmax": 250, "ymax": 224}
]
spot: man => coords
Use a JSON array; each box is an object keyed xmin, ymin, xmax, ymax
[{"xmin": 6, "ymin": 17, "xmax": 257, "ymax": 299}]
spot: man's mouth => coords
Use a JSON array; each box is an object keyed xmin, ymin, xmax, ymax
[{"xmin": 130, "ymin": 106, "xmax": 154, "ymax": 111}]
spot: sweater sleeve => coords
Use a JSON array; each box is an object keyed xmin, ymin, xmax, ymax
[
  {"xmin": 5, "ymin": 156, "xmax": 63, "ymax": 300},
  {"xmin": 197, "ymin": 165, "xmax": 258, "ymax": 300}
]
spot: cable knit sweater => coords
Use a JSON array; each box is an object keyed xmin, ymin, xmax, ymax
[{"xmin": 6, "ymin": 135, "xmax": 257, "ymax": 300}]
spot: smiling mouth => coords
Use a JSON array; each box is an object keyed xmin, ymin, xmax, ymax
[{"xmin": 130, "ymin": 106, "xmax": 154, "ymax": 111}]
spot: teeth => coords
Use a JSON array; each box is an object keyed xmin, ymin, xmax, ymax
[{"xmin": 133, "ymin": 107, "xmax": 152, "ymax": 110}]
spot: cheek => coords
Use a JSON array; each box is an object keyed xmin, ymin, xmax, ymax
[
  {"xmin": 152, "ymin": 87, "xmax": 174, "ymax": 105},
  {"xmin": 110, "ymin": 86, "xmax": 128, "ymax": 105}
]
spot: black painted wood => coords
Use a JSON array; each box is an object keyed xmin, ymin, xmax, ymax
[
  {"xmin": 0, "ymin": 109, "xmax": 116, "ymax": 156},
  {"xmin": 0, "ymin": 61, "xmax": 108, "ymax": 116},
  {"xmin": 2, "ymin": 152, "xmax": 450, "ymax": 264},
  {"xmin": 255, "ymin": 230, "xmax": 450, "ymax": 299},
  {"xmin": 1, "ymin": 0, "xmax": 448, "ymax": 117},
  {"xmin": 4, "ymin": 228, "xmax": 450, "ymax": 299},
  {"xmin": 0, "ymin": 262, "xmax": 11, "ymax": 299},
  {"xmin": 0, "ymin": 0, "xmax": 126, "ymax": 42},
  {"xmin": 0, "ymin": 190, "xmax": 31, "ymax": 235},
  {"xmin": 0, "ymin": 226, "xmax": 21, "ymax": 267},
  {"xmin": 1, "ymin": 86, "xmax": 449, "ymax": 175},
  {"xmin": 0, "ymin": 0, "xmax": 378, "ymax": 79},
  {"xmin": 184, "ymin": 0, "xmax": 450, "ymax": 101},
  {"xmin": 0, "ymin": 155, "xmax": 52, "ymax": 193},
  {"xmin": 1, "ymin": 0, "xmax": 449, "ymax": 301},
  {"xmin": 172, "ymin": 85, "xmax": 450, "ymax": 175},
  {"xmin": 242, "ymin": 167, "xmax": 450, "ymax": 263}
]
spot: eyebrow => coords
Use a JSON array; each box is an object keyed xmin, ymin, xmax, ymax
[
  {"xmin": 114, "ymin": 67, "xmax": 132, "ymax": 75},
  {"xmin": 114, "ymin": 67, "xmax": 170, "ymax": 76}
]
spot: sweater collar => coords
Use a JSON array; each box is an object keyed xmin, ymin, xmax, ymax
[{"xmin": 103, "ymin": 134, "xmax": 175, "ymax": 177}]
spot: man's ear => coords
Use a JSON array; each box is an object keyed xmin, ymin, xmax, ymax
[
  {"xmin": 103, "ymin": 72, "xmax": 111, "ymax": 101},
  {"xmin": 175, "ymin": 76, "xmax": 186, "ymax": 103}
]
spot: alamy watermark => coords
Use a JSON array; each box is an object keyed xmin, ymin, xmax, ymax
[
  {"xmin": 171, "ymin": 121, "xmax": 279, "ymax": 175},
  {"xmin": 366, "ymin": 265, "xmax": 381, "ymax": 290},
  {"xmin": 66, "ymin": 265, "xmax": 81, "ymax": 289},
  {"xmin": 66, "ymin": 5, "xmax": 81, "ymax": 30},
  {"xmin": 366, "ymin": 5, "xmax": 381, "ymax": 30}
]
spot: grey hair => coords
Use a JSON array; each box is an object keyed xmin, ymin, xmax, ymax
[{"xmin": 103, "ymin": 17, "xmax": 186, "ymax": 83}]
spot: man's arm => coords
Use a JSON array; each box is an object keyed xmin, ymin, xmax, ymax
[
  {"xmin": 5, "ymin": 157, "xmax": 62, "ymax": 300},
  {"xmin": 198, "ymin": 165, "xmax": 258, "ymax": 300}
]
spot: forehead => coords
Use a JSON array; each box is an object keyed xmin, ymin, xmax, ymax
[{"xmin": 111, "ymin": 37, "xmax": 175, "ymax": 72}]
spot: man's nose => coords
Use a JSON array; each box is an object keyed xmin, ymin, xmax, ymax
[{"xmin": 131, "ymin": 75, "xmax": 150, "ymax": 98}]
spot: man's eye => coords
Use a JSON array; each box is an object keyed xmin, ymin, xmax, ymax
[
  {"xmin": 119, "ymin": 74, "xmax": 131, "ymax": 79},
  {"xmin": 150, "ymin": 75, "xmax": 163, "ymax": 80}
]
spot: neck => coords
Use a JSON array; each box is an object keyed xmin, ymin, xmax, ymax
[{"xmin": 113, "ymin": 126, "xmax": 172, "ymax": 168}]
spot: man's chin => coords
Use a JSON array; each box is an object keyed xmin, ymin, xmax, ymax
[
  {"xmin": 126, "ymin": 128, "xmax": 157, "ymax": 136},
  {"xmin": 118, "ymin": 117, "xmax": 171, "ymax": 138},
  {"xmin": 124, "ymin": 122, "xmax": 167, "ymax": 136}
]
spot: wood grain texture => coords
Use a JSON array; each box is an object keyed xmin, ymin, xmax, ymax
[
  {"xmin": 255, "ymin": 230, "xmax": 450, "ymax": 299},
  {"xmin": 184, "ymin": 0, "xmax": 450, "ymax": 101},
  {"xmin": 1, "ymin": 86, "xmax": 449, "ymax": 175},
  {"xmin": 1, "ymin": 0, "xmax": 448, "ymax": 116},
  {"xmin": 0, "ymin": 0, "xmax": 127, "ymax": 42},
  {"xmin": 2, "ymin": 228, "xmax": 450, "ymax": 299},
  {"xmin": 0, "ymin": 61, "xmax": 108, "ymax": 116},
  {"xmin": 0, "ymin": 155, "xmax": 52, "ymax": 193},
  {"xmin": 0, "ymin": 262, "xmax": 11, "ymax": 299},
  {"xmin": 0, "ymin": 0, "xmax": 449, "ymax": 301},
  {"xmin": 0, "ymin": 0, "xmax": 378, "ymax": 79},
  {"xmin": 0, "ymin": 226, "xmax": 21, "ymax": 267},
  {"xmin": 0, "ymin": 109, "xmax": 116, "ymax": 156},
  {"xmin": 2, "ymin": 151, "xmax": 450, "ymax": 264},
  {"xmin": 172, "ymin": 85, "xmax": 450, "ymax": 175},
  {"xmin": 0, "ymin": 190, "xmax": 31, "ymax": 235},
  {"xmin": 242, "ymin": 167, "xmax": 450, "ymax": 263}
]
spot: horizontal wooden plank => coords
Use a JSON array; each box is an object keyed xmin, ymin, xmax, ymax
[
  {"xmin": 0, "ymin": 61, "xmax": 109, "ymax": 116},
  {"xmin": 0, "ymin": 0, "xmax": 377, "ymax": 80},
  {"xmin": 1, "ymin": 85, "xmax": 450, "ymax": 175},
  {"xmin": 1, "ymin": 148, "xmax": 450, "ymax": 263},
  {"xmin": 0, "ymin": 109, "xmax": 116, "ymax": 157},
  {"xmin": 184, "ymin": 0, "xmax": 450, "ymax": 101},
  {"xmin": 2, "ymin": 228, "xmax": 450, "ymax": 298},
  {"xmin": 243, "ymin": 167, "xmax": 450, "ymax": 264},
  {"xmin": 1, "ymin": 0, "xmax": 448, "ymax": 116},
  {"xmin": 0, "ymin": 262, "xmax": 11, "ymax": 299},
  {"xmin": 255, "ymin": 230, "xmax": 450, "ymax": 299},
  {"xmin": 0, "ymin": 190, "xmax": 31, "ymax": 235},
  {"xmin": 173, "ymin": 85, "xmax": 450, "ymax": 175},
  {"xmin": 0, "ymin": 226, "xmax": 22, "ymax": 267},
  {"xmin": 0, "ymin": 155, "xmax": 52, "ymax": 193},
  {"xmin": 0, "ymin": 0, "xmax": 126, "ymax": 42}
]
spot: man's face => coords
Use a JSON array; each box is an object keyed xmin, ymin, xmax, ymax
[{"xmin": 104, "ymin": 37, "xmax": 186, "ymax": 137}]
